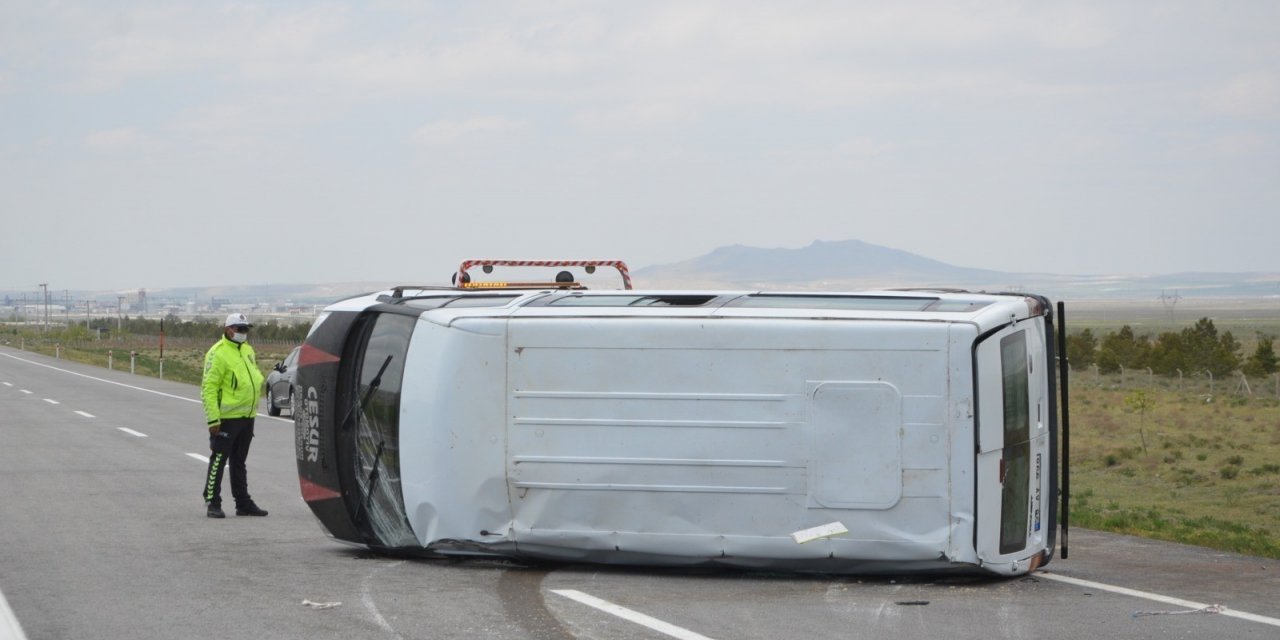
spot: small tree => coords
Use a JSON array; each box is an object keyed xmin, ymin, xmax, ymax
[
  {"xmin": 1148, "ymin": 331, "xmax": 1186, "ymax": 375},
  {"xmin": 1124, "ymin": 390, "xmax": 1155, "ymax": 455},
  {"xmin": 1098, "ymin": 325, "xmax": 1150, "ymax": 374},
  {"xmin": 1066, "ymin": 328, "xmax": 1098, "ymax": 370},
  {"xmin": 1244, "ymin": 334, "xmax": 1278, "ymax": 377},
  {"xmin": 1180, "ymin": 317, "xmax": 1240, "ymax": 377}
]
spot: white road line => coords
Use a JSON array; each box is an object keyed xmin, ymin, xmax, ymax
[
  {"xmin": 117, "ymin": 428, "xmax": 148, "ymax": 438},
  {"xmin": 552, "ymin": 589, "xmax": 718, "ymax": 640},
  {"xmin": 19, "ymin": 389, "xmax": 31, "ymax": 395},
  {"xmin": 0, "ymin": 585, "xmax": 29, "ymax": 640},
  {"xmin": 2, "ymin": 381, "xmax": 11, "ymax": 386},
  {"xmin": 1, "ymin": 353, "xmax": 199, "ymax": 404},
  {"xmin": 186, "ymin": 453, "xmax": 210, "ymax": 463},
  {"xmin": 1040, "ymin": 572, "xmax": 1280, "ymax": 629},
  {"xmin": 0, "ymin": 352, "xmax": 291, "ymax": 423},
  {"xmin": 74, "ymin": 411, "xmax": 95, "ymax": 418},
  {"xmin": 42, "ymin": 398, "xmax": 59, "ymax": 405}
]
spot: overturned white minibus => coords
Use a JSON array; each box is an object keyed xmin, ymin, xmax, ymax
[{"xmin": 294, "ymin": 261, "xmax": 1069, "ymax": 576}]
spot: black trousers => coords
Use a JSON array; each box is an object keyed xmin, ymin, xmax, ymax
[{"xmin": 203, "ymin": 417, "xmax": 255, "ymax": 508}]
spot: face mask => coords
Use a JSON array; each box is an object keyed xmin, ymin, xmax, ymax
[{"xmin": 230, "ymin": 331, "xmax": 248, "ymax": 344}]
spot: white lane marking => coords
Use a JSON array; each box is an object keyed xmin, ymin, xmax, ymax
[
  {"xmin": 19, "ymin": 389, "xmax": 31, "ymax": 395},
  {"xmin": 0, "ymin": 353, "xmax": 291, "ymax": 423},
  {"xmin": 359, "ymin": 561, "xmax": 405, "ymax": 635},
  {"xmin": 75, "ymin": 411, "xmax": 95, "ymax": 418},
  {"xmin": 42, "ymin": 398, "xmax": 60, "ymax": 405},
  {"xmin": 1040, "ymin": 572, "xmax": 1280, "ymax": 628},
  {"xmin": 2, "ymin": 381, "xmax": 11, "ymax": 386},
  {"xmin": 552, "ymin": 589, "xmax": 718, "ymax": 640},
  {"xmin": 0, "ymin": 585, "xmax": 29, "ymax": 640},
  {"xmin": 1, "ymin": 353, "xmax": 198, "ymax": 404},
  {"xmin": 117, "ymin": 428, "xmax": 148, "ymax": 438},
  {"xmin": 187, "ymin": 453, "xmax": 210, "ymax": 463}
]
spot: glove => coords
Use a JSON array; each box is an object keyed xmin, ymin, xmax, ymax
[{"xmin": 209, "ymin": 427, "xmax": 231, "ymax": 454}]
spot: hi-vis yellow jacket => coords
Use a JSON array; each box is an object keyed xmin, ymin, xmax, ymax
[{"xmin": 201, "ymin": 336, "xmax": 265, "ymax": 426}]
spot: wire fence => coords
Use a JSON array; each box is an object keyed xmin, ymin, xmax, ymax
[
  {"xmin": 4, "ymin": 334, "xmax": 302, "ymax": 386},
  {"xmin": 1068, "ymin": 364, "xmax": 1280, "ymax": 400}
]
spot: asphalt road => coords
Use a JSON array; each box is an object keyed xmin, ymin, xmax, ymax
[{"xmin": 2, "ymin": 345, "xmax": 1278, "ymax": 640}]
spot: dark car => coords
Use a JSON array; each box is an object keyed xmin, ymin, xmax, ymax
[{"xmin": 265, "ymin": 346, "xmax": 301, "ymax": 417}]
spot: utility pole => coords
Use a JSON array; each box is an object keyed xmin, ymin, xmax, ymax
[
  {"xmin": 117, "ymin": 296, "xmax": 126, "ymax": 332},
  {"xmin": 1158, "ymin": 290, "xmax": 1181, "ymax": 322},
  {"xmin": 38, "ymin": 283, "xmax": 48, "ymax": 332}
]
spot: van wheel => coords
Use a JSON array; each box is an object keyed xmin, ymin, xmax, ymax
[{"xmin": 267, "ymin": 389, "xmax": 281, "ymax": 416}]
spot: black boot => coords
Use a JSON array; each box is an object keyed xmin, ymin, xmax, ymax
[
  {"xmin": 236, "ymin": 502, "xmax": 268, "ymax": 517},
  {"xmin": 207, "ymin": 503, "xmax": 226, "ymax": 519}
]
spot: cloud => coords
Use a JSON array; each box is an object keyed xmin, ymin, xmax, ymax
[
  {"xmin": 60, "ymin": 4, "xmax": 349, "ymax": 92},
  {"xmin": 1209, "ymin": 131, "xmax": 1271, "ymax": 156},
  {"xmin": 572, "ymin": 102, "xmax": 692, "ymax": 131},
  {"xmin": 1203, "ymin": 71, "xmax": 1280, "ymax": 117},
  {"xmin": 410, "ymin": 116, "xmax": 528, "ymax": 145},
  {"xmin": 83, "ymin": 127, "xmax": 150, "ymax": 150}
]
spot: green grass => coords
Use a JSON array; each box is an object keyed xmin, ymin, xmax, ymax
[
  {"xmin": 1069, "ymin": 381, "xmax": 1280, "ymax": 558},
  {"xmin": 5, "ymin": 334, "xmax": 296, "ymax": 387}
]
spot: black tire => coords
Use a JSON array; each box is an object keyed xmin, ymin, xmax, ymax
[{"xmin": 267, "ymin": 389, "xmax": 281, "ymax": 416}]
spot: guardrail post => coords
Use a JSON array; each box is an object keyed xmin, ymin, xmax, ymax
[
  {"xmin": 108, "ymin": 350, "xmax": 113, "ymax": 370},
  {"xmin": 130, "ymin": 351, "xmax": 136, "ymax": 375},
  {"xmin": 159, "ymin": 358, "xmax": 164, "ymax": 380},
  {"xmin": 55, "ymin": 343, "xmax": 61, "ymax": 359}
]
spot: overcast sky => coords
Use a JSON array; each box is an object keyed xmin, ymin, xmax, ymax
[{"xmin": 2, "ymin": 1, "xmax": 1277, "ymax": 291}]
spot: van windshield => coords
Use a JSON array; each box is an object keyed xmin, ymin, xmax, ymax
[{"xmin": 349, "ymin": 312, "xmax": 418, "ymax": 548}]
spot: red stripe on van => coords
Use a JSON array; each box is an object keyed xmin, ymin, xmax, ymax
[
  {"xmin": 299, "ymin": 343, "xmax": 340, "ymax": 367},
  {"xmin": 299, "ymin": 475, "xmax": 342, "ymax": 502}
]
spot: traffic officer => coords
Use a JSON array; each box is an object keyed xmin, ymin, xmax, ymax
[{"xmin": 201, "ymin": 313, "xmax": 268, "ymax": 518}]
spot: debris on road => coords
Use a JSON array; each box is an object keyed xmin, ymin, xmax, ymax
[
  {"xmin": 1132, "ymin": 604, "xmax": 1224, "ymax": 618},
  {"xmin": 302, "ymin": 599, "xmax": 342, "ymax": 610}
]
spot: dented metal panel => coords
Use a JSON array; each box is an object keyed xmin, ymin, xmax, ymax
[
  {"xmin": 496, "ymin": 317, "xmax": 957, "ymax": 568},
  {"xmin": 295, "ymin": 288, "xmax": 1060, "ymax": 575}
]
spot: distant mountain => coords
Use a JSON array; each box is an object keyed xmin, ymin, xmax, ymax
[
  {"xmin": 9, "ymin": 241, "xmax": 1277, "ymax": 308},
  {"xmin": 633, "ymin": 239, "xmax": 1280, "ymax": 299},
  {"xmin": 635, "ymin": 239, "xmax": 1020, "ymax": 290}
]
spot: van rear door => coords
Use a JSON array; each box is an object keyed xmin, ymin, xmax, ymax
[{"xmin": 974, "ymin": 321, "xmax": 1049, "ymax": 573}]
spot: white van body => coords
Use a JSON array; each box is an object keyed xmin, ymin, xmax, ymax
[{"xmin": 300, "ymin": 289, "xmax": 1061, "ymax": 576}]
